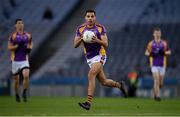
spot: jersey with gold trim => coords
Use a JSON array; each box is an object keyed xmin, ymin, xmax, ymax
[
  {"xmin": 146, "ymin": 39, "xmax": 170, "ymax": 67},
  {"xmin": 9, "ymin": 32, "xmax": 30, "ymax": 61},
  {"xmin": 76, "ymin": 23, "xmax": 107, "ymax": 59}
]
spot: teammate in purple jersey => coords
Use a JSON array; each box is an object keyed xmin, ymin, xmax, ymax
[
  {"xmin": 74, "ymin": 9, "xmax": 128, "ymax": 110},
  {"xmin": 8, "ymin": 19, "xmax": 33, "ymax": 102},
  {"xmin": 145, "ymin": 27, "xmax": 171, "ymax": 101}
]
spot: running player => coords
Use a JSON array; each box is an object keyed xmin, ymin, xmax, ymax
[
  {"xmin": 145, "ymin": 27, "xmax": 171, "ymax": 101},
  {"xmin": 74, "ymin": 9, "xmax": 128, "ymax": 110},
  {"xmin": 8, "ymin": 19, "xmax": 33, "ymax": 102}
]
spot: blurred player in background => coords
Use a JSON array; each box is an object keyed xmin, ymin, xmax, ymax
[
  {"xmin": 145, "ymin": 27, "xmax": 171, "ymax": 101},
  {"xmin": 74, "ymin": 9, "xmax": 128, "ymax": 110},
  {"xmin": 8, "ymin": 19, "xmax": 33, "ymax": 102}
]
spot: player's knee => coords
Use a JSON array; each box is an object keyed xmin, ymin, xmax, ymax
[
  {"xmin": 14, "ymin": 79, "xmax": 19, "ymax": 85},
  {"xmin": 154, "ymin": 80, "xmax": 159, "ymax": 85},
  {"xmin": 88, "ymin": 72, "xmax": 92, "ymax": 80},
  {"xmin": 88, "ymin": 71, "xmax": 96, "ymax": 79},
  {"xmin": 88, "ymin": 72, "xmax": 92, "ymax": 79},
  {"xmin": 88, "ymin": 74, "xmax": 96, "ymax": 81},
  {"xmin": 101, "ymin": 80, "xmax": 107, "ymax": 86},
  {"xmin": 22, "ymin": 72, "xmax": 29, "ymax": 80},
  {"xmin": 90, "ymin": 69, "xmax": 97, "ymax": 75},
  {"xmin": 22, "ymin": 73, "xmax": 29, "ymax": 80},
  {"xmin": 102, "ymin": 82, "xmax": 106, "ymax": 86}
]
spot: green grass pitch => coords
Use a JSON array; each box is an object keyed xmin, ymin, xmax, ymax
[{"xmin": 0, "ymin": 96, "xmax": 179, "ymax": 116}]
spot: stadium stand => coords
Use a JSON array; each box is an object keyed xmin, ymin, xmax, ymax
[
  {"xmin": 32, "ymin": 0, "xmax": 150, "ymax": 79},
  {"xmin": 0, "ymin": 0, "xmax": 80, "ymax": 79},
  {"xmin": 31, "ymin": 0, "xmax": 180, "ymax": 90},
  {"xmin": 1, "ymin": 0, "xmax": 180, "ymax": 97}
]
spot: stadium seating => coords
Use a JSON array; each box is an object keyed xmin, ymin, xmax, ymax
[
  {"xmin": 31, "ymin": 0, "xmax": 180, "ymax": 87},
  {"xmin": 0, "ymin": 0, "xmax": 80, "ymax": 79},
  {"xmin": 1, "ymin": 0, "xmax": 180, "ymax": 95}
]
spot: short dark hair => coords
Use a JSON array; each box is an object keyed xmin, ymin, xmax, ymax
[
  {"xmin": 15, "ymin": 18, "xmax": 23, "ymax": 24},
  {"xmin": 85, "ymin": 9, "xmax": 96, "ymax": 16},
  {"xmin": 153, "ymin": 27, "xmax": 161, "ymax": 32}
]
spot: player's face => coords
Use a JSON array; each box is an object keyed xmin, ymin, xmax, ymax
[
  {"xmin": 153, "ymin": 30, "xmax": 161, "ymax": 39},
  {"xmin": 85, "ymin": 12, "xmax": 96, "ymax": 25},
  {"xmin": 15, "ymin": 20, "xmax": 24, "ymax": 31}
]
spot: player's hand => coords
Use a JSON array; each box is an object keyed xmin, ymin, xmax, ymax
[
  {"xmin": 91, "ymin": 36, "xmax": 99, "ymax": 43},
  {"xmin": 26, "ymin": 43, "xmax": 33, "ymax": 54},
  {"xmin": 165, "ymin": 50, "xmax": 171, "ymax": 55},
  {"xmin": 145, "ymin": 50, "xmax": 150, "ymax": 56},
  {"xmin": 14, "ymin": 44, "xmax": 19, "ymax": 49},
  {"xmin": 77, "ymin": 36, "xmax": 83, "ymax": 44},
  {"xmin": 80, "ymin": 35, "xmax": 83, "ymax": 42}
]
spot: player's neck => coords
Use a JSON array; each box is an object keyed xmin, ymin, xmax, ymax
[
  {"xmin": 16, "ymin": 30, "xmax": 24, "ymax": 35},
  {"xmin": 87, "ymin": 23, "xmax": 95, "ymax": 28},
  {"xmin": 155, "ymin": 38, "xmax": 161, "ymax": 43}
]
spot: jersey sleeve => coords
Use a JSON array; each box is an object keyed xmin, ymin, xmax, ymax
[
  {"xmin": 8, "ymin": 36, "xmax": 13, "ymax": 43},
  {"xmin": 75, "ymin": 27, "xmax": 81, "ymax": 37},
  {"xmin": 8, "ymin": 34, "xmax": 15, "ymax": 44},
  {"xmin": 147, "ymin": 41, "xmax": 152, "ymax": 52},
  {"xmin": 100, "ymin": 25, "xmax": 107, "ymax": 35},
  {"xmin": 163, "ymin": 40, "xmax": 170, "ymax": 51}
]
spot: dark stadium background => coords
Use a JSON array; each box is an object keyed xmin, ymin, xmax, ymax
[{"xmin": 0, "ymin": 0, "xmax": 180, "ymax": 98}]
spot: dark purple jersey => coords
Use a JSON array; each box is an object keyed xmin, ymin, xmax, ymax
[
  {"xmin": 9, "ymin": 32, "xmax": 31, "ymax": 61},
  {"xmin": 76, "ymin": 23, "xmax": 107, "ymax": 59},
  {"xmin": 147, "ymin": 39, "xmax": 170, "ymax": 67}
]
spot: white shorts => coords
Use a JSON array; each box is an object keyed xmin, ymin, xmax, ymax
[
  {"xmin": 12, "ymin": 60, "xmax": 30, "ymax": 75},
  {"xmin": 151, "ymin": 66, "xmax": 166, "ymax": 76},
  {"xmin": 87, "ymin": 55, "xmax": 106, "ymax": 68}
]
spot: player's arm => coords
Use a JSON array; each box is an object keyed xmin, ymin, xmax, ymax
[
  {"xmin": 74, "ymin": 26, "xmax": 83, "ymax": 48},
  {"xmin": 92, "ymin": 25, "xmax": 108, "ymax": 48},
  {"xmin": 26, "ymin": 33, "xmax": 33, "ymax": 54},
  {"xmin": 27, "ymin": 34, "xmax": 33, "ymax": 49},
  {"xmin": 7, "ymin": 36, "xmax": 18, "ymax": 51},
  {"xmin": 92, "ymin": 34, "xmax": 108, "ymax": 48},
  {"xmin": 74, "ymin": 35, "xmax": 83, "ymax": 48},
  {"xmin": 145, "ymin": 41, "xmax": 152, "ymax": 56},
  {"xmin": 164, "ymin": 41, "xmax": 171, "ymax": 55}
]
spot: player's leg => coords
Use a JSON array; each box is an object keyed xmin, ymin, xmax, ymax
[
  {"xmin": 13, "ymin": 74, "xmax": 20, "ymax": 102},
  {"xmin": 151, "ymin": 66, "xmax": 161, "ymax": 101},
  {"xmin": 152, "ymin": 72, "xmax": 161, "ymax": 101},
  {"xmin": 159, "ymin": 75, "xmax": 164, "ymax": 89},
  {"xmin": 78, "ymin": 62, "xmax": 101, "ymax": 110},
  {"xmin": 159, "ymin": 67, "xmax": 165, "ymax": 89},
  {"xmin": 97, "ymin": 67, "xmax": 120, "ymax": 87},
  {"xmin": 22, "ymin": 67, "xmax": 30, "ymax": 102},
  {"xmin": 87, "ymin": 62, "xmax": 101, "ymax": 96},
  {"xmin": 12, "ymin": 61, "xmax": 21, "ymax": 102},
  {"xmin": 97, "ymin": 67, "xmax": 128, "ymax": 97}
]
